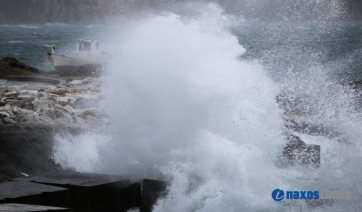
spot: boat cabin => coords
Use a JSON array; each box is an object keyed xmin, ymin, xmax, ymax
[{"xmin": 77, "ymin": 39, "xmax": 100, "ymax": 55}]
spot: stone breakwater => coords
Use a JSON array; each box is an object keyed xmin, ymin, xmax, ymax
[
  {"xmin": 0, "ymin": 75, "xmax": 110, "ymax": 181},
  {"xmin": 0, "ymin": 77, "xmax": 108, "ymax": 129}
]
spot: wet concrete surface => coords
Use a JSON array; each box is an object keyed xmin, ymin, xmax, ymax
[{"xmin": 1, "ymin": 172, "xmax": 168, "ymax": 212}]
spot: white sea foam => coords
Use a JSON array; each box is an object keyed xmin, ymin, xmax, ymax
[
  {"xmin": 53, "ymin": 133, "xmax": 111, "ymax": 172},
  {"xmin": 53, "ymin": 4, "xmax": 289, "ymax": 210},
  {"xmin": 8, "ymin": 41, "xmax": 24, "ymax": 44},
  {"xmin": 52, "ymin": 2, "xmax": 362, "ymax": 211},
  {"xmin": 18, "ymin": 24, "xmax": 41, "ymax": 29}
]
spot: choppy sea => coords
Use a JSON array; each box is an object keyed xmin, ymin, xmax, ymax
[{"xmin": 1, "ymin": 20, "xmax": 362, "ymax": 82}]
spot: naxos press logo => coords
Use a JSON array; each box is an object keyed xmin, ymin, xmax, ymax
[
  {"xmin": 272, "ymin": 188, "xmax": 351, "ymax": 201},
  {"xmin": 272, "ymin": 189, "xmax": 285, "ymax": 201}
]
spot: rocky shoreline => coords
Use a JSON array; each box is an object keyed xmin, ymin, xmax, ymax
[
  {"xmin": 0, "ymin": 56, "xmax": 326, "ymax": 180},
  {"xmin": 0, "ymin": 77, "xmax": 107, "ymax": 129},
  {"xmin": 0, "ymin": 57, "xmax": 109, "ymax": 181},
  {"xmin": 0, "ymin": 123, "xmax": 62, "ymax": 181},
  {"xmin": 0, "ymin": 57, "xmax": 55, "ymax": 79},
  {"xmin": 0, "ymin": 56, "xmax": 109, "ymax": 129}
]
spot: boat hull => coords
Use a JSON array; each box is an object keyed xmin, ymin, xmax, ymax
[
  {"xmin": 48, "ymin": 54, "xmax": 104, "ymax": 76},
  {"xmin": 56, "ymin": 64, "xmax": 103, "ymax": 76}
]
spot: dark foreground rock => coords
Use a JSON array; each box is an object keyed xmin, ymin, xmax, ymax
[
  {"xmin": 0, "ymin": 172, "xmax": 168, "ymax": 212},
  {"xmin": 140, "ymin": 179, "xmax": 168, "ymax": 212},
  {"xmin": 0, "ymin": 180, "xmax": 69, "ymax": 207},
  {"xmin": 0, "ymin": 59, "xmax": 107, "ymax": 184},
  {"xmin": 0, "ymin": 123, "xmax": 62, "ymax": 182},
  {"xmin": 0, "ymin": 203, "xmax": 70, "ymax": 211},
  {"xmin": 0, "ymin": 57, "xmax": 52, "ymax": 79},
  {"xmin": 277, "ymin": 134, "xmax": 320, "ymax": 168},
  {"xmin": 14, "ymin": 172, "xmax": 141, "ymax": 211}
]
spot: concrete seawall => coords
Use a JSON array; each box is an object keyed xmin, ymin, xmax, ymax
[{"xmin": 0, "ymin": 172, "xmax": 168, "ymax": 212}]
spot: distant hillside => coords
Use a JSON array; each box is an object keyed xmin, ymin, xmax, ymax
[
  {"xmin": 349, "ymin": 0, "xmax": 362, "ymax": 19},
  {"xmin": 0, "ymin": 0, "xmax": 361, "ymax": 24},
  {"xmin": 0, "ymin": 0, "xmax": 111, "ymax": 24}
]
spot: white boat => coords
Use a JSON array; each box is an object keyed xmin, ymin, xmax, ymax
[{"xmin": 44, "ymin": 39, "xmax": 105, "ymax": 76}]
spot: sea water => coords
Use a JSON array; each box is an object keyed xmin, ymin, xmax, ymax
[{"xmin": 2, "ymin": 2, "xmax": 362, "ymax": 211}]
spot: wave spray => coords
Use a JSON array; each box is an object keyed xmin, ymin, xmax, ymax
[{"xmin": 52, "ymin": 3, "xmax": 362, "ymax": 211}]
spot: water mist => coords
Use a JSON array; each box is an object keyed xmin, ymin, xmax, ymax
[{"xmin": 52, "ymin": 2, "xmax": 362, "ymax": 212}]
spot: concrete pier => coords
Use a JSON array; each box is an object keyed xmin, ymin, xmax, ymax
[
  {"xmin": 13, "ymin": 172, "xmax": 142, "ymax": 212},
  {"xmin": 0, "ymin": 203, "xmax": 70, "ymax": 211},
  {"xmin": 0, "ymin": 172, "xmax": 168, "ymax": 212},
  {"xmin": 140, "ymin": 179, "xmax": 168, "ymax": 212},
  {"xmin": 0, "ymin": 181, "xmax": 69, "ymax": 207}
]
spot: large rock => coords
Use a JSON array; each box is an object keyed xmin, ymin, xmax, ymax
[
  {"xmin": 277, "ymin": 134, "xmax": 320, "ymax": 168},
  {"xmin": 14, "ymin": 172, "xmax": 142, "ymax": 212},
  {"xmin": 0, "ymin": 203, "xmax": 70, "ymax": 211},
  {"xmin": 32, "ymin": 99, "xmax": 55, "ymax": 114},
  {"xmin": 140, "ymin": 179, "xmax": 168, "ymax": 212},
  {"xmin": 0, "ymin": 181, "xmax": 69, "ymax": 207},
  {"xmin": 46, "ymin": 109, "xmax": 56, "ymax": 120},
  {"xmin": 0, "ymin": 57, "xmax": 44, "ymax": 79},
  {"xmin": 75, "ymin": 117, "xmax": 85, "ymax": 125},
  {"xmin": 0, "ymin": 123, "xmax": 62, "ymax": 182},
  {"xmin": 2, "ymin": 117, "xmax": 17, "ymax": 124}
]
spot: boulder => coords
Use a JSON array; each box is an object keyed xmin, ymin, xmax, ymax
[
  {"xmin": 55, "ymin": 104, "xmax": 70, "ymax": 113},
  {"xmin": 37, "ymin": 92, "xmax": 50, "ymax": 98},
  {"xmin": 68, "ymin": 101, "xmax": 76, "ymax": 109},
  {"xmin": 0, "ymin": 88, "xmax": 4, "ymax": 99},
  {"xmin": 53, "ymin": 109, "xmax": 73, "ymax": 123},
  {"xmin": 3, "ymin": 104, "xmax": 12, "ymax": 112},
  {"xmin": 3, "ymin": 90, "xmax": 19, "ymax": 98},
  {"xmin": 0, "ymin": 57, "xmax": 44, "ymax": 79},
  {"xmin": 276, "ymin": 134, "xmax": 320, "ymax": 168},
  {"xmin": 18, "ymin": 108, "xmax": 38, "ymax": 120},
  {"xmin": 74, "ymin": 108, "xmax": 98, "ymax": 118},
  {"xmin": 55, "ymin": 118, "xmax": 78, "ymax": 128},
  {"xmin": 46, "ymin": 109, "xmax": 56, "ymax": 120},
  {"xmin": 50, "ymin": 88, "xmax": 68, "ymax": 96},
  {"xmin": 45, "ymin": 86, "xmax": 58, "ymax": 93},
  {"xmin": 63, "ymin": 105, "xmax": 75, "ymax": 114},
  {"xmin": 75, "ymin": 117, "xmax": 85, "ymax": 125},
  {"xmin": 74, "ymin": 95, "xmax": 101, "ymax": 108},
  {"xmin": 56, "ymin": 97, "xmax": 76, "ymax": 107},
  {"xmin": 32, "ymin": 99, "xmax": 55, "ymax": 113},
  {"xmin": 2, "ymin": 117, "xmax": 17, "ymax": 124},
  {"xmin": 2, "ymin": 98, "xmax": 19, "ymax": 105},
  {"xmin": 85, "ymin": 115, "xmax": 99, "ymax": 124},
  {"xmin": 0, "ymin": 122, "xmax": 63, "ymax": 181},
  {"xmin": 0, "ymin": 111, "xmax": 10, "ymax": 118},
  {"xmin": 12, "ymin": 105, "xmax": 19, "ymax": 113},
  {"xmin": 36, "ymin": 115, "xmax": 54, "ymax": 125},
  {"xmin": 15, "ymin": 97, "xmax": 35, "ymax": 108}
]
